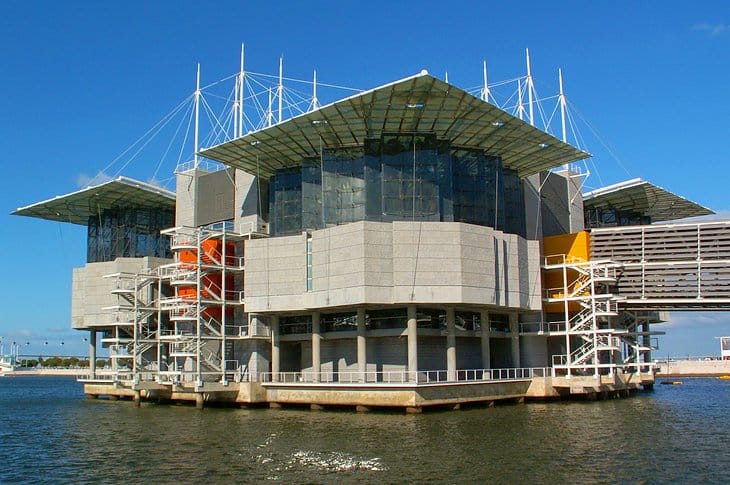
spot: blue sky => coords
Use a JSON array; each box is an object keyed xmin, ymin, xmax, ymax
[{"xmin": 1, "ymin": 1, "xmax": 729, "ymax": 358}]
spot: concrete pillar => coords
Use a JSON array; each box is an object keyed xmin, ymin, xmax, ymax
[
  {"xmin": 134, "ymin": 390, "xmax": 141, "ymax": 407},
  {"xmin": 312, "ymin": 312, "xmax": 321, "ymax": 382},
  {"xmin": 407, "ymin": 305, "xmax": 418, "ymax": 382},
  {"xmin": 89, "ymin": 329, "xmax": 97, "ymax": 379},
  {"xmin": 357, "ymin": 308, "xmax": 366, "ymax": 383},
  {"xmin": 480, "ymin": 310, "xmax": 491, "ymax": 370},
  {"xmin": 642, "ymin": 322, "xmax": 652, "ymax": 369},
  {"xmin": 509, "ymin": 313, "xmax": 521, "ymax": 368},
  {"xmin": 195, "ymin": 393, "xmax": 205, "ymax": 409},
  {"xmin": 446, "ymin": 308, "xmax": 456, "ymax": 381},
  {"xmin": 271, "ymin": 315, "xmax": 280, "ymax": 382}
]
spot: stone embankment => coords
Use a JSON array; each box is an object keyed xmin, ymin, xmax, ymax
[{"xmin": 656, "ymin": 359, "xmax": 730, "ymax": 377}]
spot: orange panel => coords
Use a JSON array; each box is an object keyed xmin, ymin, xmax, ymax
[{"xmin": 543, "ymin": 231, "xmax": 590, "ymax": 263}]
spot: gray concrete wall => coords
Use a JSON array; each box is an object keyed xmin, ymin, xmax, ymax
[
  {"xmin": 195, "ymin": 168, "xmax": 235, "ymax": 226},
  {"xmin": 234, "ymin": 169, "xmax": 268, "ymax": 234},
  {"xmin": 71, "ymin": 257, "xmax": 171, "ymax": 329},
  {"xmin": 245, "ymin": 233, "xmax": 307, "ymax": 311},
  {"xmin": 523, "ymin": 174, "xmax": 543, "ymax": 241},
  {"xmin": 244, "ymin": 221, "xmax": 542, "ymax": 313},
  {"xmin": 520, "ymin": 335, "xmax": 549, "ymax": 368},
  {"xmin": 175, "ymin": 168, "xmax": 235, "ymax": 227}
]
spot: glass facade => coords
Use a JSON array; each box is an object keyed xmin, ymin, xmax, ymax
[
  {"xmin": 86, "ymin": 207, "xmax": 173, "ymax": 263},
  {"xmin": 269, "ymin": 134, "xmax": 526, "ymax": 237},
  {"xmin": 584, "ymin": 207, "xmax": 651, "ymax": 229}
]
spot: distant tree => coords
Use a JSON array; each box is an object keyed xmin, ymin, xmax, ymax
[
  {"xmin": 43, "ymin": 356, "xmax": 63, "ymax": 367},
  {"xmin": 95, "ymin": 359, "xmax": 107, "ymax": 368},
  {"xmin": 62, "ymin": 357, "xmax": 80, "ymax": 367},
  {"xmin": 78, "ymin": 360, "xmax": 89, "ymax": 368}
]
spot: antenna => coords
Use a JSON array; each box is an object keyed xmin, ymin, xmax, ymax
[
  {"xmin": 194, "ymin": 63, "xmax": 201, "ymax": 168},
  {"xmin": 278, "ymin": 56, "xmax": 283, "ymax": 123},
  {"xmin": 445, "ymin": 71, "xmax": 449, "ymax": 84},
  {"xmin": 526, "ymin": 48, "xmax": 534, "ymax": 126},
  {"xmin": 267, "ymin": 87, "xmax": 273, "ymax": 127}
]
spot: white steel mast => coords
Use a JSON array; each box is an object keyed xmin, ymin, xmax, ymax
[
  {"xmin": 526, "ymin": 48, "xmax": 534, "ymax": 126},
  {"xmin": 559, "ymin": 68, "xmax": 570, "ymax": 171},
  {"xmin": 559, "ymin": 68, "xmax": 568, "ymax": 144},
  {"xmin": 239, "ymin": 43, "xmax": 245, "ymax": 137},
  {"xmin": 312, "ymin": 70, "xmax": 320, "ymax": 110},
  {"xmin": 278, "ymin": 56, "xmax": 283, "ymax": 123},
  {"xmin": 482, "ymin": 60, "xmax": 490, "ymax": 103},
  {"xmin": 194, "ymin": 63, "xmax": 201, "ymax": 168}
]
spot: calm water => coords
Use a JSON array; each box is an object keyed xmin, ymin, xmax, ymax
[{"xmin": 1, "ymin": 377, "xmax": 728, "ymax": 484}]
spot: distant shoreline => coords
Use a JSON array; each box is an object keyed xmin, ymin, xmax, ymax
[{"xmin": 1, "ymin": 369, "xmax": 113, "ymax": 378}]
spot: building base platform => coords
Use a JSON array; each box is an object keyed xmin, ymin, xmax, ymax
[{"xmin": 81, "ymin": 372, "xmax": 655, "ymax": 411}]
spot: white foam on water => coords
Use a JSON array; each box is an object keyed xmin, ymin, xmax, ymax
[{"xmin": 284, "ymin": 450, "xmax": 388, "ymax": 472}]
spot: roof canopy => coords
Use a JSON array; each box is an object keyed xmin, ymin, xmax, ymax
[
  {"xmin": 583, "ymin": 178, "xmax": 713, "ymax": 222},
  {"xmin": 13, "ymin": 176, "xmax": 175, "ymax": 226},
  {"xmin": 201, "ymin": 72, "xmax": 589, "ymax": 179}
]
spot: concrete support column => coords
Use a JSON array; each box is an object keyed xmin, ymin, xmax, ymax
[
  {"xmin": 446, "ymin": 308, "xmax": 456, "ymax": 381},
  {"xmin": 642, "ymin": 321, "xmax": 652, "ymax": 370},
  {"xmin": 357, "ymin": 308, "xmax": 366, "ymax": 383},
  {"xmin": 509, "ymin": 313, "xmax": 521, "ymax": 368},
  {"xmin": 480, "ymin": 310, "xmax": 491, "ymax": 370},
  {"xmin": 271, "ymin": 315, "xmax": 280, "ymax": 382},
  {"xmin": 312, "ymin": 312, "xmax": 321, "ymax": 382},
  {"xmin": 407, "ymin": 305, "xmax": 418, "ymax": 382},
  {"xmin": 89, "ymin": 329, "xmax": 97, "ymax": 380}
]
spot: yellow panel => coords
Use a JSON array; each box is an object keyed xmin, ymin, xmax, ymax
[{"xmin": 543, "ymin": 231, "xmax": 591, "ymax": 263}]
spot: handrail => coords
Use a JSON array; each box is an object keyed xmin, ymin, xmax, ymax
[{"xmin": 259, "ymin": 367, "xmax": 553, "ymax": 384}]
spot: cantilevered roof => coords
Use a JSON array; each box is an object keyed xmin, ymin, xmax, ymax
[
  {"xmin": 201, "ymin": 71, "xmax": 589, "ymax": 179},
  {"xmin": 13, "ymin": 176, "xmax": 175, "ymax": 226},
  {"xmin": 583, "ymin": 178, "xmax": 713, "ymax": 222}
]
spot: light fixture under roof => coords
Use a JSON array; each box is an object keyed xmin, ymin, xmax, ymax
[
  {"xmin": 311, "ymin": 120, "xmax": 328, "ymax": 125},
  {"xmin": 406, "ymin": 103, "xmax": 425, "ymax": 109},
  {"xmin": 491, "ymin": 121, "xmax": 505, "ymax": 127},
  {"xmin": 538, "ymin": 142, "xmax": 549, "ymax": 148},
  {"xmin": 250, "ymin": 140, "xmax": 261, "ymax": 146}
]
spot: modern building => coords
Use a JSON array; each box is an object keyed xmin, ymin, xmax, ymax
[{"xmin": 14, "ymin": 69, "xmax": 730, "ymax": 411}]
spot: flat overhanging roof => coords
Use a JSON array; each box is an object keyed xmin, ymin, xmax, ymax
[
  {"xmin": 13, "ymin": 176, "xmax": 175, "ymax": 226},
  {"xmin": 201, "ymin": 72, "xmax": 590, "ymax": 179},
  {"xmin": 583, "ymin": 178, "xmax": 713, "ymax": 221}
]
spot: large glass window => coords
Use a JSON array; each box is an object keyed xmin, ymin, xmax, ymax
[
  {"xmin": 266, "ymin": 134, "xmax": 526, "ymax": 238},
  {"xmin": 86, "ymin": 207, "xmax": 173, "ymax": 263},
  {"xmin": 269, "ymin": 168, "xmax": 302, "ymax": 236}
]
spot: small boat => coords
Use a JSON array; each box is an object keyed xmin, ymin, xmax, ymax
[
  {"xmin": 719, "ymin": 375, "xmax": 730, "ymax": 380},
  {"xmin": 660, "ymin": 380, "xmax": 683, "ymax": 385}
]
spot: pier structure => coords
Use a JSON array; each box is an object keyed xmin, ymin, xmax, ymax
[{"xmin": 13, "ymin": 53, "xmax": 730, "ymax": 410}]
